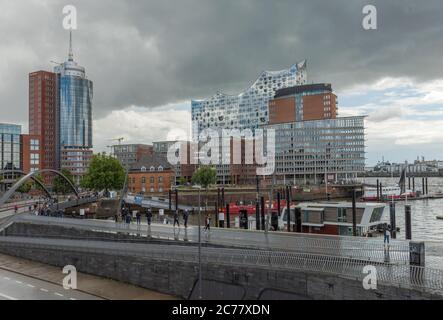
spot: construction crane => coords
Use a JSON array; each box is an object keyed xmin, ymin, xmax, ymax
[{"xmin": 110, "ymin": 137, "xmax": 125, "ymax": 145}]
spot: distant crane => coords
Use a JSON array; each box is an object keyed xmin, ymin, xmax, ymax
[
  {"xmin": 108, "ymin": 138, "xmax": 125, "ymax": 158},
  {"xmin": 110, "ymin": 137, "xmax": 125, "ymax": 145}
]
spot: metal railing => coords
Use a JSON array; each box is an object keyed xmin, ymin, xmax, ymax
[
  {"xmin": 11, "ymin": 214, "xmax": 411, "ymax": 264},
  {"xmin": 0, "ymin": 236, "xmax": 441, "ymax": 293}
]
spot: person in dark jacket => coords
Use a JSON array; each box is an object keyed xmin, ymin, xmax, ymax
[
  {"xmin": 173, "ymin": 210, "xmax": 180, "ymax": 227},
  {"xmin": 183, "ymin": 210, "xmax": 189, "ymax": 228},
  {"xmin": 146, "ymin": 208, "xmax": 153, "ymax": 226}
]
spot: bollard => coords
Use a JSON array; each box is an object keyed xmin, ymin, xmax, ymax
[
  {"xmin": 295, "ymin": 207, "xmax": 302, "ymax": 233},
  {"xmin": 405, "ymin": 205, "xmax": 412, "ymax": 240},
  {"xmin": 214, "ymin": 201, "xmax": 223, "ymax": 228},
  {"xmin": 260, "ymin": 196, "xmax": 265, "ymax": 231},
  {"xmin": 286, "ymin": 186, "xmax": 291, "ymax": 232},
  {"xmin": 168, "ymin": 190, "xmax": 172, "ymax": 211},
  {"xmin": 422, "ymin": 177, "xmax": 425, "ymax": 195},
  {"xmin": 226, "ymin": 204, "xmax": 230, "ymax": 229},
  {"xmin": 255, "ymin": 202, "xmax": 260, "ymax": 231},
  {"xmin": 379, "ymin": 182, "xmax": 383, "ymax": 201},
  {"xmin": 389, "ymin": 202, "xmax": 396, "ymax": 239},
  {"xmin": 352, "ymin": 188, "xmax": 357, "ymax": 236},
  {"xmin": 175, "ymin": 189, "xmax": 178, "ymax": 212},
  {"xmin": 376, "ymin": 179, "xmax": 380, "ymax": 200},
  {"xmin": 425, "ymin": 177, "xmax": 429, "ymax": 195}
]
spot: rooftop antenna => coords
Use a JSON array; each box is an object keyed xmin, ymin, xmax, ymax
[{"xmin": 68, "ymin": 29, "xmax": 74, "ymax": 61}]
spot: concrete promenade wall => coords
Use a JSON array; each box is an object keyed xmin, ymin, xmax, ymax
[
  {"xmin": 0, "ymin": 241, "xmax": 440, "ymax": 300},
  {"xmin": 1, "ymin": 222, "xmax": 441, "ymax": 300}
]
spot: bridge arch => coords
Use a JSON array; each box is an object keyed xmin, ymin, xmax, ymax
[{"xmin": 0, "ymin": 169, "xmax": 79, "ymax": 207}]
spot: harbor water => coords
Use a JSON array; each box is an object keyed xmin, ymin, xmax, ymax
[{"xmin": 359, "ymin": 177, "xmax": 443, "ymax": 269}]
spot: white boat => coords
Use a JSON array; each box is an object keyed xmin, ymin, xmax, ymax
[{"xmin": 363, "ymin": 185, "xmax": 415, "ymax": 201}]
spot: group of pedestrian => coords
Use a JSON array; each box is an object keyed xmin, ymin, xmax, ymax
[{"xmin": 172, "ymin": 209, "xmax": 191, "ymax": 228}]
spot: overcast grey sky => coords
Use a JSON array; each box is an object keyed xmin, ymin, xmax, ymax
[{"xmin": 1, "ymin": 0, "xmax": 442, "ymax": 165}]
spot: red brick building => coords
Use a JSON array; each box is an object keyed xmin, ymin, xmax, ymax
[
  {"xmin": 28, "ymin": 71, "xmax": 58, "ymax": 172},
  {"xmin": 20, "ymin": 134, "xmax": 41, "ymax": 173},
  {"xmin": 268, "ymin": 83, "xmax": 337, "ymax": 125},
  {"xmin": 128, "ymin": 155, "xmax": 175, "ymax": 195}
]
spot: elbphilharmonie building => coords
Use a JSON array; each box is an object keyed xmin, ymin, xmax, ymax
[{"xmin": 191, "ymin": 60, "xmax": 307, "ymax": 134}]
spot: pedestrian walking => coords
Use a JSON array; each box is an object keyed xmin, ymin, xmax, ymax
[
  {"xmin": 136, "ymin": 211, "xmax": 141, "ymax": 225},
  {"xmin": 183, "ymin": 209, "xmax": 189, "ymax": 228},
  {"xmin": 125, "ymin": 212, "xmax": 132, "ymax": 228},
  {"xmin": 384, "ymin": 224, "xmax": 391, "ymax": 246},
  {"xmin": 14, "ymin": 205, "xmax": 18, "ymax": 214},
  {"xmin": 173, "ymin": 210, "xmax": 180, "ymax": 227},
  {"xmin": 204, "ymin": 214, "xmax": 211, "ymax": 232},
  {"xmin": 146, "ymin": 208, "xmax": 152, "ymax": 226}
]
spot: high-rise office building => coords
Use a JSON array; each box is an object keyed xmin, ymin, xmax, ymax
[
  {"xmin": 28, "ymin": 70, "xmax": 57, "ymax": 172},
  {"xmin": 54, "ymin": 31, "xmax": 93, "ymax": 184},
  {"xmin": 266, "ymin": 116, "xmax": 366, "ymax": 184},
  {"xmin": 28, "ymin": 31, "xmax": 93, "ymax": 184}
]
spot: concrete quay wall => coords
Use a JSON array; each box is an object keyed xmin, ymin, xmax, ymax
[{"xmin": 0, "ymin": 239, "xmax": 440, "ymax": 300}]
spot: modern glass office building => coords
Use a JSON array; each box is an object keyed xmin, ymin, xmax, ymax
[
  {"xmin": 0, "ymin": 123, "xmax": 22, "ymax": 184},
  {"xmin": 266, "ymin": 116, "xmax": 366, "ymax": 184},
  {"xmin": 53, "ymin": 32, "xmax": 93, "ymax": 184}
]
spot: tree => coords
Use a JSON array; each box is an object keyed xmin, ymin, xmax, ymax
[
  {"xmin": 52, "ymin": 169, "xmax": 75, "ymax": 194},
  {"xmin": 80, "ymin": 153, "xmax": 125, "ymax": 192},
  {"xmin": 16, "ymin": 174, "xmax": 44, "ymax": 194},
  {"xmin": 178, "ymin": 177, "xmax": 187, "ymax": 186},
  {"xmin": 17, "ymin": 181, "xmax": 32, "ymax": 194},
  {"xmin": 192, "ymin": 166, "xmax": 217, "ymax": 189},
  {"xmin": 192, "ymin": 166, "xmax": 217, "ymax": 215}
]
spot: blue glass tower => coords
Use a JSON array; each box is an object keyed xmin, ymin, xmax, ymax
[{"xmin": 54, "ymin": 31, "xmax": 93, "ymax": 183}]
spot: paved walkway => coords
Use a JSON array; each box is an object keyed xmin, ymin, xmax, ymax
[
  {"xmin": 0, "ymin": 253, "xmax": 178, "ymax": 300},
  {"xmin": 15, "ymin": 214, "xmax": 411, "ymax": 264}
]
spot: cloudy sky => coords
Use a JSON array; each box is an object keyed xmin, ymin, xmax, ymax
[{"xmin": 1, "ymin": 0, "xmax": 442, "ymax": 165}]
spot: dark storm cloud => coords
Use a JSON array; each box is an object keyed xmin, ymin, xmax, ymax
[{"xmin": 1, "ymin": 0, "xmax": 442, "ymax": 123}]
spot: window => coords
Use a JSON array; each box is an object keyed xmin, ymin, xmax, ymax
[
  {"xmin": 30, "ymin": 139, "xmax": 40, "ymax": 151},
  {"xmin": 158, "ymin": 166, "xmax": 163, "ymax": 171},
  {"xmin": 158, "ymin": 176, "xmax": 163, "ymax": 183},
  {"xmin": 150, "ymin": 166, "xmax": 155, "ymax": 172},
  {"xmin": 150, "ymin": 177, "xmax": 155, "ymax": 183},
  {"xmin": 141, "ymin": 166, "xmax": 147, "ymax": 172},
  {"xmin": 141, "ymin": 177, "xmax": 146, "ymax": 184},
  {"xmin": 337, "ymin": 208, "xmax": 347, "ymax": 222}
]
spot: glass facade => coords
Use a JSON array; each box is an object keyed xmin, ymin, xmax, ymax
[
  {"xmin": 58, "ymin": 75, "xmax": 93, "ymax": 148},
  {"xmin": 191, "ymin": 61, "xmax": 307, "ymax": 135},
  {"xmin": 0, "ymin": 123, "xmax": 22, "ymax": 177},
  {"xmin": 266, "ymin": 116, "xmax": 366, "ymax": 184},
  {"xmin": 53, "ymin": 37, "xmax": 93, "ymax": 184}
]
